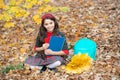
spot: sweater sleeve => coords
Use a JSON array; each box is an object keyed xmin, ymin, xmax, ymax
[
  {"xmin": 60, "ymin": 32, "xmax": 69, "ymax": 55},
  {"xmin": 62, "ymin": 50, "xmax": 69, "ymax": 55},
  {"xmin": 34, "ymin": 32, "xmax": 43, "ymax": 51}
]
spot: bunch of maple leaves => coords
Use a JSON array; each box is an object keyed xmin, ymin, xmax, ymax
[{"xmin": 0, "ymin": 0, "xmax": 120, "ymax": 80}]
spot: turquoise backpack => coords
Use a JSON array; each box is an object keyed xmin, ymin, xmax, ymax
[{"xmin": 74, "ymin": 38, "xmax": 97, "ymax": 60}]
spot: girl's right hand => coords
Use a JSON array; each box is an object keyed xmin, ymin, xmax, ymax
[{"xmin": 42, "ymin": 43, "xmax": 49, "ymax": 50}]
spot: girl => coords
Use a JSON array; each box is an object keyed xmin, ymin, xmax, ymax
[{"xmin": 24, "ymin": 13, "xmax": 69, "ymax": 72}]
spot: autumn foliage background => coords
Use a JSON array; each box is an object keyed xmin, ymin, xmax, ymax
[{"xmin": 0, "ymin": 0, "xmax": 120, "ymax": 80}]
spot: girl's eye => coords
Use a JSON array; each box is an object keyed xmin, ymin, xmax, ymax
[
  {"xmin": 50, "ymin": 22, "xmax": 52, "ymax": 24},
  {"xmin": 44, "ymin": 23, "xmax": 48, "ymax": 26}
]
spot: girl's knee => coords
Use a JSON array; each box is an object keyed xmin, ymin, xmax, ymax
[{"xmin": 56, "ymin": 61, "xmax": 61, "ymax": 66}]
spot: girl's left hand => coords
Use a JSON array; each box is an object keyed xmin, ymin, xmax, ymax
[{"xmin": 45, "ymin": 49, "xmax": 54, "ymax": 55}]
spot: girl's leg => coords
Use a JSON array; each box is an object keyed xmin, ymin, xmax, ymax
[
  {"xmin": 40, "ymin": 61, "xmax": 61, "ymax": 73},
  {"xmin": 47, "ymin": 61, "xmax": 61, "ymax": 68},
  {"xmin": 40, "ymin": 65, "xmax": 47, "ymax": 73},
  {"xmin": 30, "ymin": 65, "xmax": 42, "ymax": 70}
]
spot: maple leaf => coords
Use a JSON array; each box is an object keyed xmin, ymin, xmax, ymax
[
  {"xmin": 25, "ymin": 0, "xmax": 31, "ymax": 2},
  {"xmin": 7, "ymin": 6, "xmax": 20, "ymax": 14},
  {"xmin": 43, "ymin": 0, "xmax": 50, "ymax": 3},
  {"xmin": 51, "ymin": 7, "xmax": 58, "ymax": 12},
  {"xmin": 33, "ymin": 15, "xmax": 41, "ymax": 24},
  {"xmin": 20, "ymin": 48, "xmax": 26, "ymax": 54},
  {"xmin": 3, "ymin": 5, "xmax": 10, "ymax": 10},
  {"xmin": 0, "ymin": 0, "xmax": 5, "ymax": 9},
  {"xmin": 14, "ymin": 9, "xmax": 26, "ymax": 18},
  {"xmin": 23, "ymin": 11, "xmax": 30, "ymax": 18},
  {"xmin": 9, "ymin": 0, "xmax": 16, "ymax": 6},
  {"xmin": 2, "ymin": 12, "xmax": 12, "ymax": 21},
  {"xmin": 59, "ymin": 7, "xmax": 69, "ymax": 12},
  {"xmin": 31, "ymin": 0, "xmax": 37, "ymax": 5},
  {"xmin": 37, "ymin": 1, "xmax": 43, "ymax": 5},
  {"xmin": 0, "ymin": 14, "xmax": 3, "ymax": 20},
  {"xmin": 45, "ymin": 5, "xmax": 52, "ymax": 12},
  {"xmin": 23, "ymin": 0, "xmax": 37, "ymax": 9},
  {"xmin": 16, "ymin": 0, "xmax": 23, "ymax": 5},
  {"xmin": 4, "ymin": 22, "xmax": 15, "ymax": 28},
  {"xmin": 65, "ymin": 53, "xmax": 92, "ymax": 74},
  {"xmin": 23, "ymin": 3, "xmax": 33, "ymax": 9}
]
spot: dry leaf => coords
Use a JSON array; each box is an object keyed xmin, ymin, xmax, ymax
[{"xmin": 20, "ymin": 48, "xmax": 26, "ymax": 53}]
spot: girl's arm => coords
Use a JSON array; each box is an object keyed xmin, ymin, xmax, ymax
[
  {"xmin": 45, "ymin": 32, "xmax": 69, "ymax": 55},
  {"xmin": 52, "ymin": 50, "xmax": 68, "ymax": 55},
  {"xmin": 52, "ymin": 51, "xmax": 67, "ymax": 55},
  {"xmin": 34, "ymin": 46, "xmax": 44, "ymax": 52},
  {"xmin": 45, "ymin": 49, "xmax": 69, "ymax": 55},
  {"xmin": 34, "ymin": 32, "xmax": 49, "ymax": 52},
  {"xmin": 34, "ymin": 43, "xmax": 49, "ymax": 52}
]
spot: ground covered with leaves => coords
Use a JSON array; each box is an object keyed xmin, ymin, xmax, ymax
[{"xmin": 0, "ymin": 0, "xmax": 120, "ymax": 80}]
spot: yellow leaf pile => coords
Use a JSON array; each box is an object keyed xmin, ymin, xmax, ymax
[
  {"xmin": 0, "ymin": 0, "xmax": 69, "ymax": 29},
  {"xmin": 65, "ymin": 53, "xmax": 92, "ymax": 74}
]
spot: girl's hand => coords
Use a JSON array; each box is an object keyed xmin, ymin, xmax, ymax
[
  {"xmin": 42, "ymin": 43, "xmax": 49, "ymax": 50},
  {"xmin": 45, "ymin": 49, "xmax": 54, "ymax": 55}
]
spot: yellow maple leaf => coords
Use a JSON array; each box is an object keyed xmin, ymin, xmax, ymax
[
  {"xmin": 9, "ymin": 0, "xmax": 16, "ymax": 6},
  {"xmin": 103, "ymin": 15, "xmax": 108, "ymax": 19},
  {"xmin": 9, "ymin": 6, "xmax": 20, "ymax": 13},
  {"xmin": 0, "ymin": 14, "xmax": 3, "ymax": 20},
  {"xmin": 59, "ymin": 7, "xmax": 69, "ymax": 12},
  {"xmin": 4, "ymin": 22, "xmax": 15, "ymax": 28},
  {"xmin": 44, "ymin": 5, "xmax": 52, "ymax": 12},
  {"xmin": 37, "ymin": 7, "xmax": 44, "ymax": 14},
  {"xmin": 23, "ymin": 3, "xmax": 33, "ymax": 9},
  {"xmin": 14, "ymin": 9, "xmax": 26, "ymax": 18},
  {"xmin": 65, "ymin": 53, "xmax": 92, "ymax": 74},
  {"xmin": 33, "ymin": 15, "xmax": 39, "ymax": 21},
  {"xmin": 26, "ymin": 0, "xmax": 31, "ymax": 2},
  {"xmin": 31, "ymin": 0, "xmax": 37, "ymax": 5},
  {"xmin": 37, "ymin": 1, "xmax": 43, "ymax": 5},
  {"xmin": 0, "ymin": 39, "xmax": 6, "ymax": 44},
  {"xmin": 9, "ymin": 43, "xmax": 18, "ymax": 47},
  {"xmin": 14, "ymin": 12, "xmax": 22, "ymax": 18},
  {"xmin": 24, "ymin": 0, "xmax": 37, "ymax": 9},
  {"xmin": 33, "ymin": 15, "xmax": 41, "ymax": 24},
  {"xmin": 51, "ymin": 7, "xmax": 58, "ymax": 12},
  {"xmin": 38, "ymin": 5, "xmax": 52, "ymax": 13},
  {"xmin": 23, "ymin": 11, "xmax": 30, "ymax": 18},
  {"xmin": 0, "ymin": 0, "xmax": 5, "ymax": 9},
  {"xmin": 43, "ymin": 0, "xmax": 50, "ymax": 3},
  {"xmin": 16, "ymin": 0, "xmax": 23, "ymax": 5},
  {"xmin": 4, "ymin": 6, "xmax": 9, "ymax": 10},
  {"xmin": 20, "ymin": 48, "xmax": 26, "ymax": 53},
  {"xmin": 2, "ymin": 12, "xmax": 12, "ymax": 21}
]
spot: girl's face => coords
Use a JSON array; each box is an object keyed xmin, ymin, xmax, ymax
[{"xmin": 44, "ymin": 19, "xmax": 55, "ymax": 32}]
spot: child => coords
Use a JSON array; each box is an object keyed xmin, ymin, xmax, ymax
[{"xmin": 24, "ymin": 13, "xmax": 69, "ymax": 72}]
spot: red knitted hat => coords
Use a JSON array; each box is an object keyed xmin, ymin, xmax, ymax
[{"xmin": 41, "ymin": 13, "xmax": 55, "ymax": 20}]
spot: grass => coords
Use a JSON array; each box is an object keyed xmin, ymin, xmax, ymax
[{"xmin": 0, "ymin": 63, "xmax": 24, "ymax": 74}]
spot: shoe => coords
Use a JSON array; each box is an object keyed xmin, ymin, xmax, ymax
[
  {"xmin": 49, "ymin": 68, "xmax": 58, "ymax": 72},
  {"xmin": 40, "ymin": 65, "xmax": 47, "ymax": 73}
]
